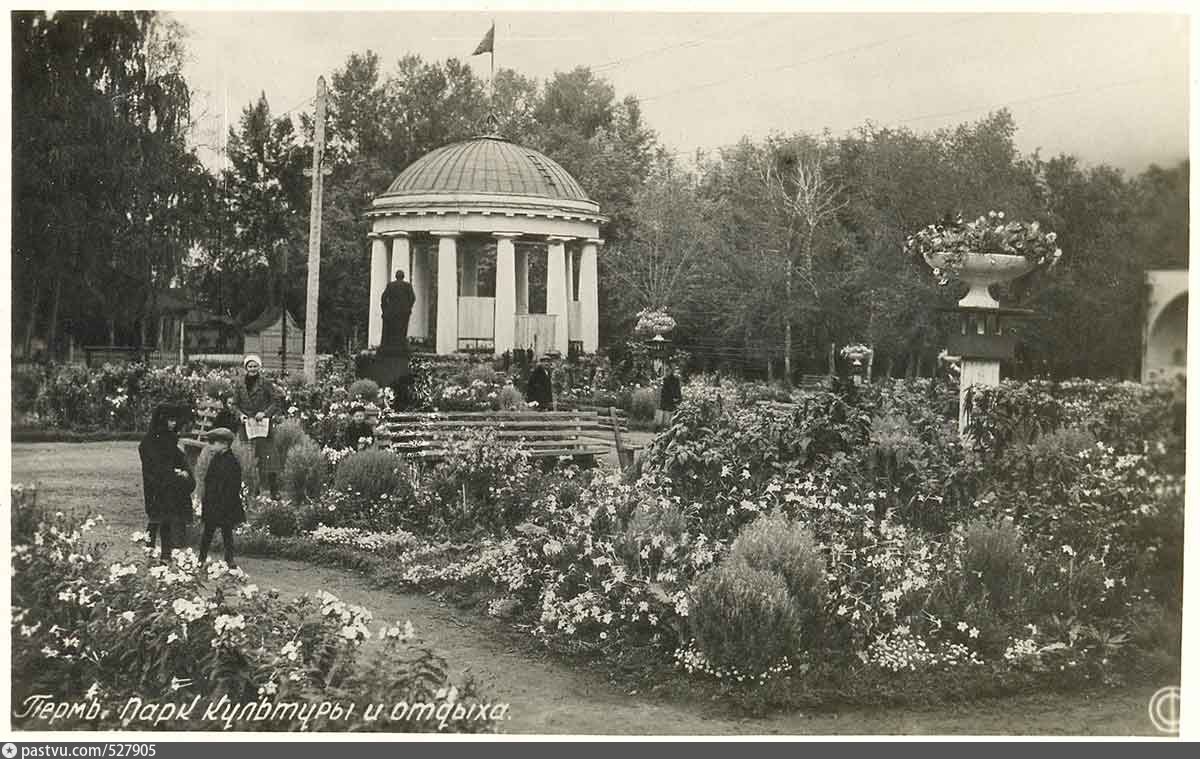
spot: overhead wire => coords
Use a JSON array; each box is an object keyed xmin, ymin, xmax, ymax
[
  {"xmin": 639, "ymin": 15, "xmax": 979, "ymax": 104},
  {"xmin": 591, "ymin": 15, "xmax": 778, "ymax": 73}
]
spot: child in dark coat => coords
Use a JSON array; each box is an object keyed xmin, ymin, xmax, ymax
[{"xmin": 200, "ymin": 427, "xmax": 245, "ymax": 567}]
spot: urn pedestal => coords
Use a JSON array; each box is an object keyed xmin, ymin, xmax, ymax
[{"xmin": 925, "ymin": 251, "xmax": 1035, "ymax": 435}]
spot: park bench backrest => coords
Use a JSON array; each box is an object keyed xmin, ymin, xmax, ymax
[{"xmin": 375, "ymin": 409, "xmax": 623, "ymax": 461}]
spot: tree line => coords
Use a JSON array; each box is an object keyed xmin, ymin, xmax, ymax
[{"xmin": 11, "ymin": 10, "xmax": 1187, "ymax": 380}]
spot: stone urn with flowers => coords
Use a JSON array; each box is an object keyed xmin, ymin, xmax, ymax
[
  {"xmin": 906, "ymin": 211, "xmax": 1063, "ymax": 435},
  {"xmin": 907, "ymin": 211, "xmax": 1062, "ymax": 308}
]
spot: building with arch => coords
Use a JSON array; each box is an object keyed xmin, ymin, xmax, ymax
[
  {"xmin": 1143, "ymin": 269, "xmax": 1187, "ymax": 382},
  {"xmin": 366, "ymin": 131, "xmax": 606, "ymax": 356}
]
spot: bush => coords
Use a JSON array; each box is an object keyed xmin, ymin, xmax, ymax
[
  {"xmin": 334, "ymin": 449, "xmax": 405, "ymax": 501},
  {"xmin": 629, "ymin": 386, "xmax": 658, "ymax": 421},
  {"xmin": 272, "ymin": 418, "xmax": 309, "ymax": 474},
  {"xmin": 348, "ymin": 378, "xmax": 381, "ymax": 403},
  {"xmin": 282, "ymin": 439, "xmax": 327, "ymax": 502},
  {"xmin": 423, "ymin": 430, "xmax": 533, "ymax": 536},
  {"xmin": 961, "ymin": 517, "xmax": 1026, "ymax": 611},
  {"xmin": 248, "ymin": 497, "xmax": 301, "ymax": 537},
  {"xmin": 498, "ymin": 384, "xmax": 525, "ymax": 411},
  {"xmin": 691, "ymin": 563, "xmax": 804, "ymax": 673},
  {"xmin": 690, "ymin": 515, "xmax": 826, "ymax": 674},
  {"xmin": 730, "ymin": 514, "xmax": 827, "ymax": 622}
]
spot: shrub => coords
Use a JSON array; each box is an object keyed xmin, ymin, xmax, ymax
[
  {"xmin": 498, "ymin": 384, "xmax": 525, "ymax": 411},
  {"xmin": 690, "ymin": 515, "xmax": 827, "ymax": 674},
  {"xmin": 348, "ymin": 378, "xmax": 381, "ymax": 403},
  {"xmin": 282, "ymin": 439, "xmax": 327, "ymax": 502},
  {"xmin": 691, "ymin": 563, "xmax": 804, "ymax": 673},
  {"xmin": 248, "ymin": 497, "xmax": 301, "ymax": 537},
  {"xmin": 960, "ymin": 517, "xmax": 1026, "ymax": 611},
  {"xmin": 334, "ymin": 449, "xmax": 405, "ymax": 501},
  {"xmin": 730, "ymin": 514, "xmax": 827, "ymax": 623},
  {"xmin": 423, "ymin": 430, "xmax": 533, "ymax": 536},
  {"xmin": 629, "ymin": 386, "xmax": 658, "ymax": 420},
  {"xmin": 272, "ymin": 418, "xmax": 309, "ymax": 474}
]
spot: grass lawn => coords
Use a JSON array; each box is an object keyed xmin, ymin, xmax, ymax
[{"xmin": 9, "ymin": 441, "xmax": 1172, "ymax": 736}]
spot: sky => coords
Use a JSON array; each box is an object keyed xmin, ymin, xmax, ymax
[{"xmin": 173, "ymin": 5, "xmax": 1190, "ymax": 176}]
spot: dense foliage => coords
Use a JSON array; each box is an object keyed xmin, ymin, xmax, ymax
[
  {"xmin": 9, "ymin": 485, "xmax": 496, "ymax": 732},
  {"xmin": 226, "ymin": 374, "xmax": 1182, "ymax": 710}
]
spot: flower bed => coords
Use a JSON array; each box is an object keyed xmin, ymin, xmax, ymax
[
  {"xmin": 230, "ymin": 375, "xmax": 1181, "ymax": 711},
  {"xmin": 9, "ymin": 485, "xmax": 495, "ymax": 732}
]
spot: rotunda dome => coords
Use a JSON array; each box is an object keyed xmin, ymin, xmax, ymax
[{"xmin": 380, "ymin": 134, "xmax": 592, "ymax": 203}]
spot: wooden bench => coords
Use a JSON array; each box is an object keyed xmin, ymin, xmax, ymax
[
  {"xmin": 374, "ymin": 409, "xmax": 630, "ymax": 466},
  {"xmin": 180, "ymin": 397, "xmax": 223, "ymax": 467}
]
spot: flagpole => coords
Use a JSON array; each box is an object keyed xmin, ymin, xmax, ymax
[{"xmin": 489, "ymin": 20, "xmax": 495, "ymax": 107}]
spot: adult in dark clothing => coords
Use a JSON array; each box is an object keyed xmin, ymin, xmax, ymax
[
  {"xmin": 199, "ymin": 427, "xmax": 244, "ymax": 566},
  {"xmin": 138, "ymin": 404, "xmax": 195, "ymax": 562},
  {"xmin": 526, "ymin": 355, "xmax": 554, "ymax": 411},
  {"xmin": 381, "ymin": 270, "xmax": 416, "ymax": 349},
  {"xmin": 230, "ymin": 354, "xmax": 280, "ymax": 497},
  {"xmin": 343, "ymin": 405, "xmax": 375, "ymax": 451},
  {"xmin": 658, "ymin": 367, "xmax": 683, "ymax": 430}
]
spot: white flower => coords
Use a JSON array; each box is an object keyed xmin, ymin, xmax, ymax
[
  {"xmin": 121, "ymin": 611, "xmax": 136, "ymax": 624},
  {"xmin": 957, "ymin": 621, "xmax": 969, "ymax": 632},
  {"xmin": 969, "ymin": 627, "xmax": 980, "ymax": 639},
  {"xmin": 281, "ymin": 641, "xmax": 301, "ymax": 661},
  {"xmin": 85, "ymin": 682, "xmax": 102, "ymax": 700},
  {"xmin": 214, "ymin": 614, "xmax": 246, "ymax": 635},
  {"xmin": 1104, "ymin": 577, "xmax": 1115, "ymax": 589}
]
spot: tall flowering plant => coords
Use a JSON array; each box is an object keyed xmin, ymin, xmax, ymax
[{"xmin": 905, "ymin": 212, "xmax": 1063, "ymax": 285}]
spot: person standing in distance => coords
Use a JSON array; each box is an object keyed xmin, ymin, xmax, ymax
[
  {"xmin": 381, "ymin": 270, "xmax": 416, "ymax": 349},
  {"xmin": 526, "ymin": 354, "xmax": 555, "ymax": 411},
  {"xmin": 231, "ymin": 354, "xmax": 280, "ymax": 497}
]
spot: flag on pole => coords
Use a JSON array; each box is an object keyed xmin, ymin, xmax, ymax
[{"xmin": 472, "ymin": 23, "xmax": 495, "ymax": 56}]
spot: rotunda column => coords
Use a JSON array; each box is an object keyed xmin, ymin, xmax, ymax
[
  {"xmin": 566, "ymin": 246, "xmax": 576, "ymax": 301},
  {"xmin": 546, "ymin": 236, "xmax": 572, "ymax": 356},
  {"xmin": 493, "ymin": 233, "xmax": 521, "ymax": 357},
  {"xmin": 368, "ymin": 233, "xmax": 388, "ymax": 347},
  {"xmin": 515, "ymin": 247, "xmax": 529, "ymax": 315},
  {"xmin": 434, "ymin": 231, "xmax": 461, "ymax": 354},
  {"xmin": 580, "ymin": 238, "xmax": 603, "ymax": 353},
  {"xmin": 389, "ymin": 232, "xmax": 411, "ymax": 281},
  {"xmin": 410, "ymin": 243, "xmax": 430, "ymax": 339}
]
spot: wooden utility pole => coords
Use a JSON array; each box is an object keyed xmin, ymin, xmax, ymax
[
  {"xmin": 279, "ymin": 241, "xmax": 289, "ymax": 375},
  {"xmin": 302, "ymin": 76, "xmax": 331, "ymax": 383}
]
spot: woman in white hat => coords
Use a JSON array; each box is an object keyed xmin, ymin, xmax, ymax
[{"xmin": 230, "ymin": 353, "xmax": 281, "ymax": 497}]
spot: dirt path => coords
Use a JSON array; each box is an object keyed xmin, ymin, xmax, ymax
[{"xmin": 10, "ymin": 441, "xmax": 1165, "ymax": 735}]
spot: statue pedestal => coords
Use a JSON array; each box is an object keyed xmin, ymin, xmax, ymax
[{"xmin": 357, "ymin": 344, "xmax": 417, "ymax": 410}]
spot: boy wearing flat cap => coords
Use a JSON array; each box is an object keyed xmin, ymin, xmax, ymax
[{"xmin": 200, "ymin": 427, "xmax": 245, "ymax": 566}]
